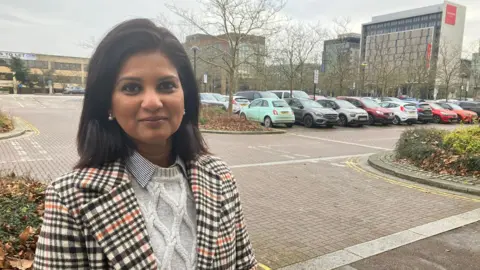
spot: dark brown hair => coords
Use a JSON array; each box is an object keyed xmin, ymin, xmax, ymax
[{"xmin": 75, "ymin": 18, "xmax": 208, "ymax": 168}]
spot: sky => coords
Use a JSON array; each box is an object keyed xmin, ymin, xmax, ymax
[{"xmin": 1, "ymin": 0, "xmax": 479, "ymax": 59}]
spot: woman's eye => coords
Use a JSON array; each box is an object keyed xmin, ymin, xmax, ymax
[
  {"xmin": 158, "ymin": 81, "xmax": 177, "ymax": 91},
  {"xmin": 121, "ymin": 83, "xmax": 142, "ymax": 94}
]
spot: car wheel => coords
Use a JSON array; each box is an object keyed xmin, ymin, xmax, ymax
[
  {"xmin": 240, "ymin": 113, "xmax": 247, "ymax": 120},
  {"xmin": 368, "ymin": 114, "xmax": 375, "ymax": 125},
  {"xmin": 286, "ymin": 123, "xmax": 293, "ymax": 128},
  {"xmin": 433, "ymin": 115, "xmax": 441, "ymax": 124},
  {"xmin": 303, "ymin": 115, "xmax": 314, "ymax": 128},
  {"xmin": 339, "ymin": 115, "xmax": 348, "ymax": 127},
  {"xmin": 264, "ymin": 116, "xmax": 273, "ymax": 128},
  {"xmin": 407, "ymin": 121, "xmax": 413, "ymax": 125},
  {"xmin": 392, "ymin": 116, "xmax": 401, "ymax": 125}
]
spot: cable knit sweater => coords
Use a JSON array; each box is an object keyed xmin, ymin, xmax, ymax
[{"xmin": 127, "ymin": 152, "xmax": 197, "ymax": 270}]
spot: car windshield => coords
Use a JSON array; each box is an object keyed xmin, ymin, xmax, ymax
[
  {"xmin": 404, "ymin": 103, "xmax": 417, "ymax": 110},
  {"xmin": 235, "ymin": 98, "xmax": 249, "ymax": 103},
  {"xmin": 212, "ymin": 94, "xmax": 227, "ymax": 102},
  {"xmin": 200, "ymin": 93, "xmax": 217, "ymax": 101},
  {"xmin": 335, "ymin": 100, "xmax": 357, "ymax": 109},
  {"xmin": 429, "ymin": 103, "xmax": 444, "ymax": 110},
  {"xmin": 301, "ymin": 99, "xmax": 323, "ymax": 108},
  {"xmin": 293, "ymin": 91, "xmax": 310, "ymax": 99},
  {"xmin": 448, "ymin": 103, "xmax": 463, "ymax": 110},
  {"xmin": 361, "ymin": 98, "xmax": 380, "ymax": 108},
  {"xmin": 272, "ymin": 100, "xmax": 289, "ymax": 107},
  {"xmin": 260, "ymin": 92, "xmax": 280, "ymax": 99},
  {"xmin": 419, "ymin": 103, "xmax": 431, "ymax": 110}
]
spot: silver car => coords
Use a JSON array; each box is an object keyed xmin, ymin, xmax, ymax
[{"xmin": 286, "ymin": 98, "xmax": 339, "ymax": 128}]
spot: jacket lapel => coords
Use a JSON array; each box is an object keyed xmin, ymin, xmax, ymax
[
  {"xmin": 187, "ymin": 158, "xmax": 222, "ymax": 269},
  {"xmin": 77, "ymin": 162, "xmax": 158, "ymax": 270}
]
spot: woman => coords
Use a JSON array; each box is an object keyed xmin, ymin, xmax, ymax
[{"xmin": 34, "ymin": 18, "xmax": 257, "ymax": 270}]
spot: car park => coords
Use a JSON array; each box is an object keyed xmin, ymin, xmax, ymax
[
  {"xmin": 437, "ymin": 102, "xmax": 478, "ymax": 124},
  {"xmin": 235, "ymin": 90, "xmax": 279, "ymax": 102},
  {"xmin": 337, "ymin": 96, "xmax": 394, "ymax": 125},
  {"xmin": 426, "ymin": 102, "xmax": 458, "ymax": 124},
  {"xmin": 317, "ymin": 99, "xmax": 369, "ymax": 127},
  {"xmin": 286, "ymin": 98, "xmax": 339, "ymax": 128},
  {"xmin": 270, "ymin": 90, "xmax": 311, "ymax": 100},
  {"xmin": 379, "ymin": 101, "xmax": 418, "ymax": 125},
  {"xmin": 239, "ymin": 98, "xmax": 294, "ymax": 128},
  {"xmin": 415, "ymin": 102, "xmax": 434, "ymax": 124}
]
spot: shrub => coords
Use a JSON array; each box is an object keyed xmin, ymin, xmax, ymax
[
  {"xmin": 0, "ymin": 111, "xmax": 13, "ymax": 133},
  {"xmin": 396, "ymin": 128, "xmax": 448, "ymax": 164},
  {"xmin": 443, "ymin": 126, "xmax": 480, "ymax": 155}
]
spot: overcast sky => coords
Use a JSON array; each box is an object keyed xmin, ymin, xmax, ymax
[{"xmin": 1, "ymin": 0, "xmax": 478, "ymax": 58}]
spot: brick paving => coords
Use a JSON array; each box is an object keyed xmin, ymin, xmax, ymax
[{"xmin": 0, "ymin": 95, "xmax": 478, "ymax": 269}]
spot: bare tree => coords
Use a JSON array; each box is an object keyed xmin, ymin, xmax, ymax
[
  {"xmin": 435, "ymin": 40, "xmax": 463, "ymax": 101},
  {"xmin": 272, "ymin": 21, "xmax": 325, "ymax": 96},
  {"xmin": 167, "ymin": 0, "xmax": 286, "ymax": 113}
]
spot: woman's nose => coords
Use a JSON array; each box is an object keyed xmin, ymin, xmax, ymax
[{"xmin": 141, "ymin": 88, "xmax": 163, "ymax": 111}]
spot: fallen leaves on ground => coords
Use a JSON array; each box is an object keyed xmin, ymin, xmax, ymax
[
  {"xmin": 0, "ymin": 113, "xmax": 13, "ymax": 133},
  {"xmin": 0, "ymin": 174, "xmax": 46, "ymax": 269}
]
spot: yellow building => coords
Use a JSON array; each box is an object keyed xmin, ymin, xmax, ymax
[{"xmin": 0, "ymin": 51, "xmax": 89, "ymax": 93}]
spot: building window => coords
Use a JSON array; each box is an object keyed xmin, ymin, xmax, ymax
[
  {"xmin": 55, "ymin": 75, "xmax": 82, "ymax": 84},
  {"xmin": 52, "ymin": 62, "xmax": 82, "ymax": 71},
  {"xmin": 25, "ymin": 60, "xmax": 49, "ymax": 69},
  {"xmin": 0, "ymin": 73, "xmax": 13, "ymax": 80}
]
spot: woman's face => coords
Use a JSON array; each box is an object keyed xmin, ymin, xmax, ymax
[{"xmin": 111, "ymin": 51, "xmax": 185, "ymax": 148}]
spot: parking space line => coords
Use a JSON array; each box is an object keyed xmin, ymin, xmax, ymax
[
  {"xmin": 289, "ymin": 133, "xmax": 393, "ymax": 151},
  {"xmin": 230, "ymin": 153, "xmax": 373, "ymax": 169}
]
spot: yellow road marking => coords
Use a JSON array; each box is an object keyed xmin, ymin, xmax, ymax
[
  {"xmin": 258, "ymin": 263, "xmax": 272, "ymax": 270},
  {"xmin": 346, "ymin": 158, "xmax": 480, "ymax": 203},
  {"xmin": 17, "ymin": 117, "xmax": 40, "ymax": 135}
]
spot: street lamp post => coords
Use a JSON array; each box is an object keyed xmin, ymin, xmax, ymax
[
  {"xmin": 191, "ymin": 46, "xmax": 199, "ymax": 83},
  {"xmin": 360, "ymin": 62, "xmax": 368, "ymax": 97},
  {"xmin": 460, "ymin": 73, "xmax": 467, "ymax": 101}
]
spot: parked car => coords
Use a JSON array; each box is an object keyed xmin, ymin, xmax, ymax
[
  {"xmin": 337, "ymin": 97, "xmax": 394, "ymax": 125},
  {"xmin": 309, "ymin": 95, "xmax": 326, "ymax": 101},
  {"xmin": 416, "ymin": 102, "xmax": 434, "ymax": 124},
  {"xmin": 426, "ymin": 103, "xmax": 458, "ymax": 124},
  {"xmin": 199, "ymin": 93, "xmax": 227, "ymax": 110},
  {"xmin": 380, "ymin": 97, "xmax": 403, "ymax": 103},
  {"xmin": 63, "ymin": 86, "xmax": 85, "ymax": 95},
  {"xmin": 379, "ymin": 101, "xmax": 418, "ymax": 125},
  {"xmin": 457, "ymin": 101, "xmax": 480, "ymax": 115},
  {"xmin": 269, "ymin": 90, "xmax": 311, "ymax": 100},
  {"xmin": 317, "ymin": 99, "xmax": 369, "ymax": 127},
  {"xmin": 231, "ymin": 96, "xmax": 250, "ymax": 114},
  {"xmin": 286, "ymin": 98, "xmax": 339, "ymax": 128},
  {"xmin": 235, "ymin": 91, "xmax": 279, "ymax": 102},
  {"xmin": 211, "ymin": 93, "xmax": 227, "ymax": 102},
  {"xmin": 239, "ymin": 98, "xmax": 294, "ymax": 128},
  {"xmin": 437, "ymin": 102, "xmax": 478, "ymax": 123}
]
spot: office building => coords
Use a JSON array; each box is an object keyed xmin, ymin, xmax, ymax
[
  {"xmin": 184, "ymin": 33, "xmax": 266, "ymax": 93},
  {"xmin": 360, "ymin": 1, "xmax": 466, "ymax": 98},
  {"xmin": 0, "ymin": 51, "xmax": 89, "ymax": 93},
  {"xmin": 322, "ymin": 33, "xmax": 361, "ymax": 74}
]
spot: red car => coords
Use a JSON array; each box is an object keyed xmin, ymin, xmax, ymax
[
  {"xmin": 337, "ymin": 96, "xmax": 395, "ymax": 125},
  {"xmin": 427, "ymin": 103, "xmax": 458, "ymax": 123}
]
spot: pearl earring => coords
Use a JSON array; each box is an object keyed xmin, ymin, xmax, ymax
[{"xmin": 108, "ymin": 113, "xmax": 114, "ymax": 121}]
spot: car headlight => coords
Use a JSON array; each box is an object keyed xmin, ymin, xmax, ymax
[
  {"xmin": 376, "ymin": 110, "xmax": 383, "ymax": 114},
  {"xmin": 350, "ymin": 113, "xmax": 356, "ymax": 117},
  {"xmin": 314, "ymin": 112, "xmax": 324, "ymax": 117}
]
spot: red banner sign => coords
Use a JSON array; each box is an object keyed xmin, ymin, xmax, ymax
[
  {"xmin": 426, "ymin": 43, "xmax": 432, "ymax": 69},
  {"xmin": 445, "ymin": 4, "xmax": 457, "ymax": 25}
]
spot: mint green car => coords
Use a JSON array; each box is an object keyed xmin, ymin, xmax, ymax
[{"xmin": 239, "ymin": 98, "xmax": 295, "ymax": 128}]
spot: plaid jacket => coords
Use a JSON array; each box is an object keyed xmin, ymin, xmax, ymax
[{"xmin": 34, "ymin": 155, "xmax": 257, "ymax": 270}]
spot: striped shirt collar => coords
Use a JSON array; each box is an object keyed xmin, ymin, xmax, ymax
[{"xmin": 126, "ymin": 151, "xmax": 187, "ymax": 188}]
